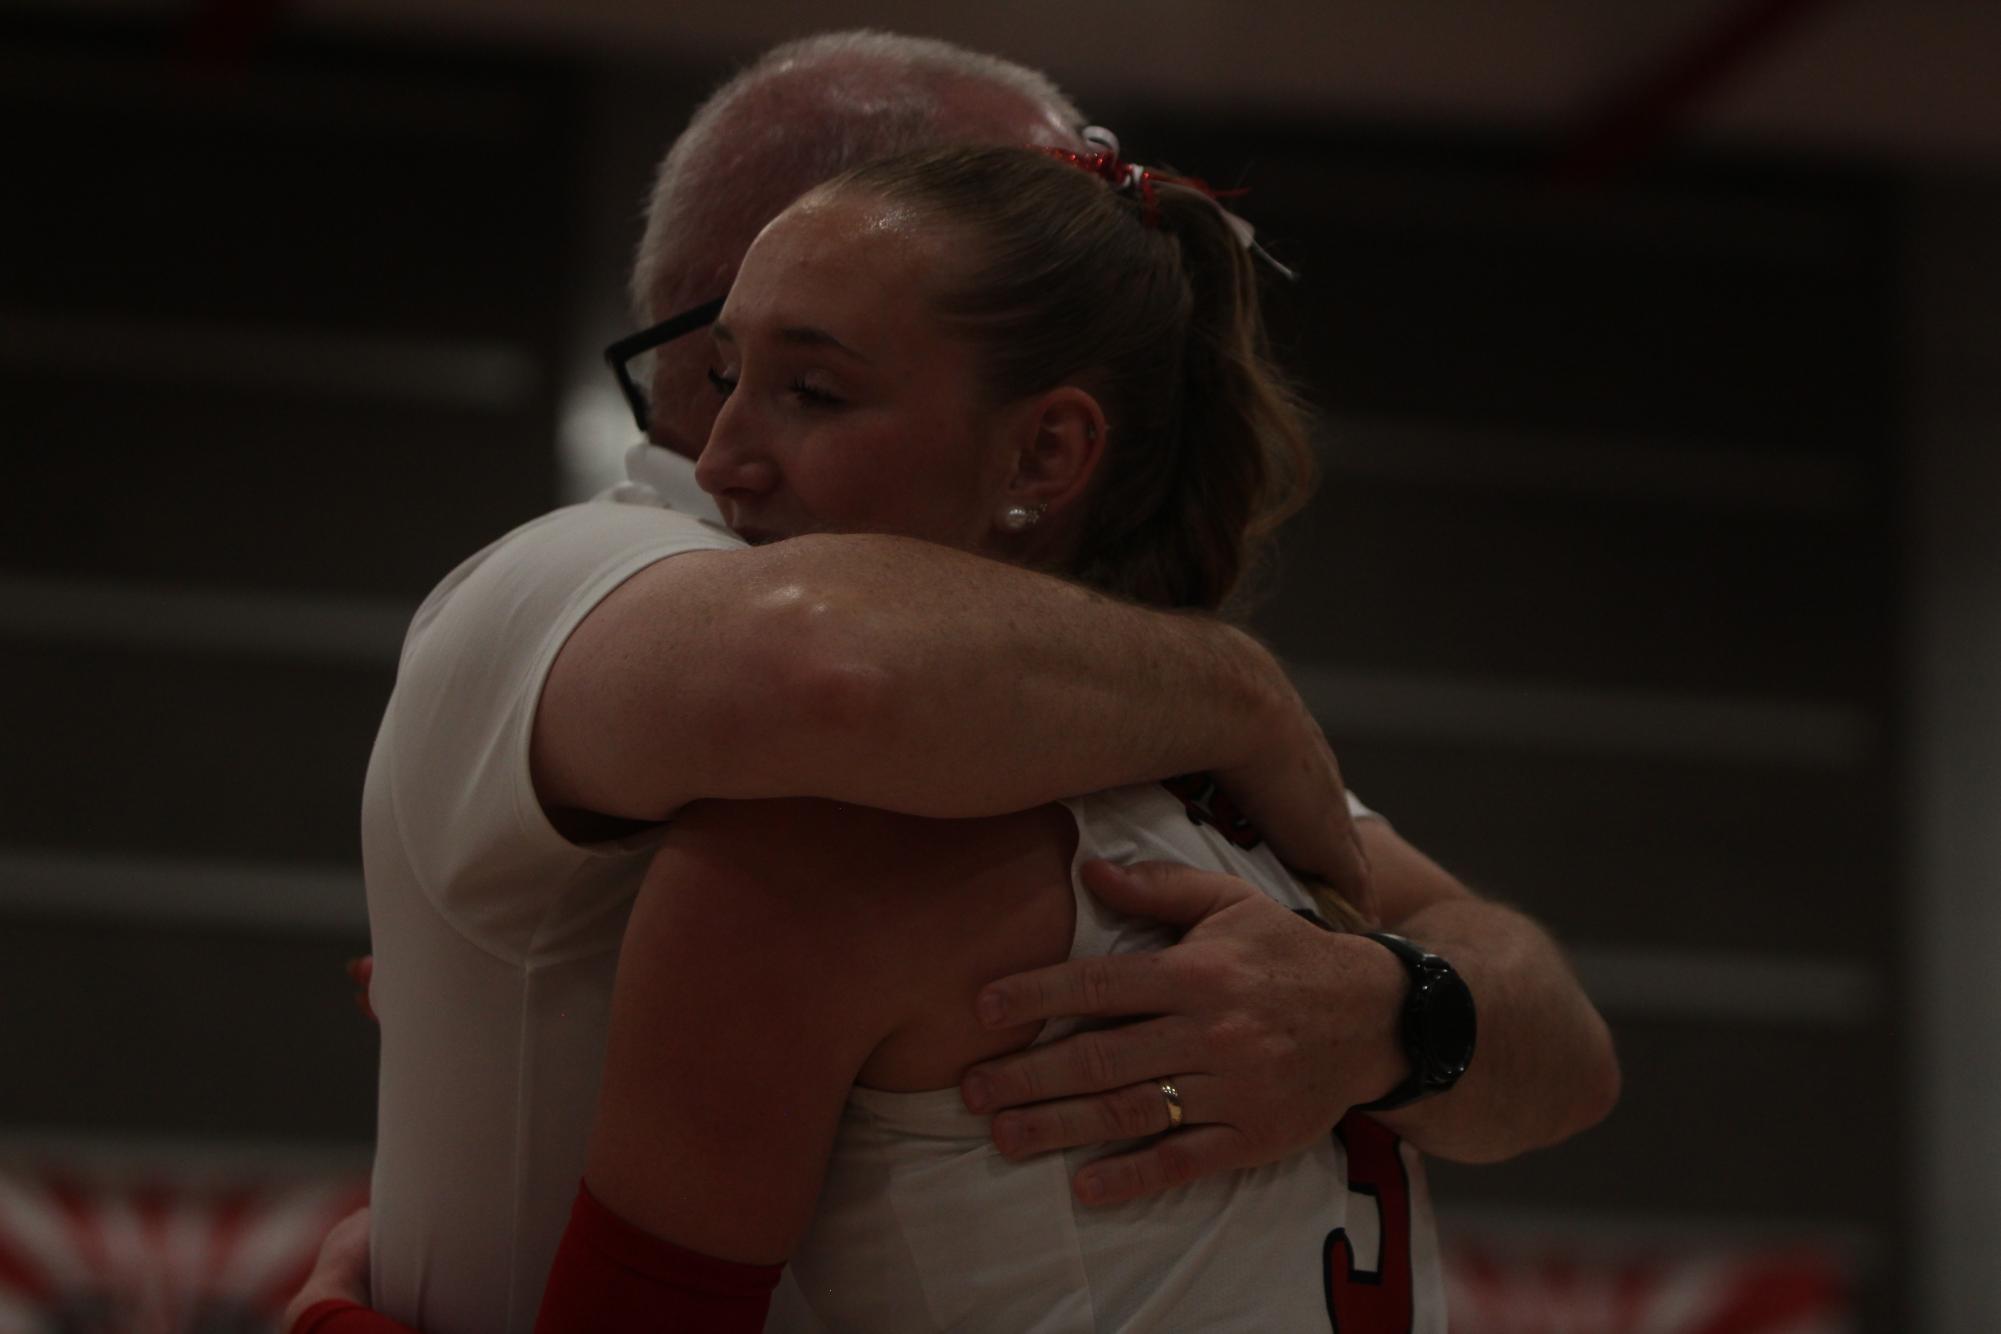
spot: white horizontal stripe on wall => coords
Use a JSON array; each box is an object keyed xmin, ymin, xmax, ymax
[
  {"xmin": 1569, "ymin": 945, "xmax": 1882, "ymax": 1026},
  {"xmin": 0, "ymin": 1130, "xmax": 371, "ymax": 1176},
  {"xmin": 1437, "ymin": 1202, "xmax": 1880, "ymax": 1256},
  {"xmin": 1324, "ymin": 417, "xmax": 1866, "ymax": 515},
  {"xmin": 0, "ymin": 852, "xmax": 367, "ymax": 936},
  {"xmin": 1297, "ymin": 667, "xmax": 1869, "ymax": 768},
  {"xmin": 0, "ymin": 575, "xmax": 410, "ymax": 665},
  {"xmin": 0, "ymin": 309, "xmax": 539, "ymax": 410}
]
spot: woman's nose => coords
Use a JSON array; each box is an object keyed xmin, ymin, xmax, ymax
[{"xmin": 694, "ymin": 396, "xmax": 778, "ymax": 499}]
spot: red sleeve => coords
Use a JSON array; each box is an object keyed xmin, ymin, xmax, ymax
[
  {"xmin": 534, "ymin": 1178, "xmax": 784, "ymax": 1334},
  {"xmin": 292, "ymin": 1300, "xmax": 416, "ymax": 1333}
]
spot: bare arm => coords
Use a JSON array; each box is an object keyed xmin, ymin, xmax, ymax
[
  {"xmin": 580, "ymin": 797, "xmax": 1066, "ymax": 1263},
  {"xmin": 962, "ymin": 821, "xmax": 1617, "ymax": 1200},
  {"xmin": 1364, "ymin": 820, "xmax": 1620, "ymax": 1162},
  {"xmin": 531, "ymin": 534, "xmax": 1366, "ymax": 894},
  {"xmin": 581, "ymin": 806, "xmax": 892, "ymax": 1265}
]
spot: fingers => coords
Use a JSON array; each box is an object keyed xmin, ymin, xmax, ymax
[
  {"xmin": 346, "ymin": 955, "xmax": 377, "ymax": 1024},
  {"xmin": 962, "ymin": 1018, "xmax": 1189, "ymax": 1112},
  {"xmin": 988, "ymin": 1075, "xmax": 1217, "ymax": 1160},
  {"xmin": 974, "ymin": 863, "xmax": 1254, "ymax": 1031},
  {"xmin": 974, "ymin": 946, "xmax": 1176, "ymax": 1031},
  {"xmin": 1072, "ymin": 1125, "xmax": 1249, "ymax": 1207},
  {"xmin": 1330, "ymin": 827, "xmax": 1376, "ymax": 924},
  {"xmin": 283, "ymin": 1203, "xmax": 374, "ymax": 1324},
  {"xmin": 1076, "ymin": 860, "xmax": 1257, "ymax": 927},
  {"xmin": 323, "ymin": 1204, "xmax": 374, "ymax": 1263}
]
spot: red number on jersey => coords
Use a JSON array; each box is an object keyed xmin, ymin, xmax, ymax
[{"xmin": 1323, "ymin": 1112, "xmax": 1415, "ymax": 1332}]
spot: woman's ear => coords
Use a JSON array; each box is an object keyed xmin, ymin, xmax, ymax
[{"xmin": 999, "ymin": 386, "xmax": 1108, "ymax": 517}]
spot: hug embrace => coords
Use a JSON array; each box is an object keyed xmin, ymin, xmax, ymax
[{"xmin": 289, "ymin": 30, "xmax": 1616, "ymax": 1334}]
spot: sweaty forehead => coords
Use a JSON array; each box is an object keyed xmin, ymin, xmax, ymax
[
  {"xmin": 715, "ymin": 192, "xmax": 972, "ymax": 370},
  {"xmin": 741, "ymin": 191, "xmax": 952, "ymax": 301}
]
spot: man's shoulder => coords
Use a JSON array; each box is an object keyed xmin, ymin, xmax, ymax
[
  {"xmin": 439, "ymin": 498, "xmax": 739, "ymax": 596},
  {"xmin": 379, "ymin": 499, "xmax": 741, "ymax": 802},
  {"xmin": 405, "ymin": 500, "xmax": 741, "ymax": 655}
]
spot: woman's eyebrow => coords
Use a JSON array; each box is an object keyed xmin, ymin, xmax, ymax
[
  {"xmin": 774, "ymin": 326, "xmax": 873, "ymax": 364},
  {"xmin": 710, "ymin": 318, "xmax": 871, "ymax": 365}
]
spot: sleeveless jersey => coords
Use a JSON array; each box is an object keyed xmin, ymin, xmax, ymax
[{"xmin": 776, "ymin": 781, "xmax": 1448, "ymax": 1333}]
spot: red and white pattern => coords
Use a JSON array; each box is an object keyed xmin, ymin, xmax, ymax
[
  {"xmin": 1444, "ymin": 1234, "xmax": 1854, "ymax": 1334},
  {"xmin": 0, "ymin": 1155, "xmax": 1858, "ymax": 1334},
  {"xmin": 0, "ymin": 1162, "xmax": 366, "ymax": 1334}
]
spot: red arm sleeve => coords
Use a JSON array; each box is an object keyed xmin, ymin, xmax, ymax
[
  {"xmin": 291, "ymin": 1300, "xmax": 414, "ymax": 1333},
  {"xmin": 534, "ymin": 1179, "xmax": 784, "ymax": 1334},
  {"xmin": 289, "ymin": 1182, "xmax": 780, "ymax": 1334}
]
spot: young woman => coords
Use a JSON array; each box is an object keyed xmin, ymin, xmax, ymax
[{"xmin": 298, "ymin": 143, "xmax": 1446, "ymax": 1333}]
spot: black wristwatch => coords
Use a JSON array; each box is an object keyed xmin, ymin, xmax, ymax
[{"xmin": 1354, "ymin": 931, "xmax": 1477, "ymax": 1112}]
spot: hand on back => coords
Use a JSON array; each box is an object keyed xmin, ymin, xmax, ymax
[{"xmin": 960, "ymin": 860, "xmax": 1406, "ymax": 1206}]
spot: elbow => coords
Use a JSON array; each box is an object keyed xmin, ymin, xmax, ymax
[
  {"xmin": 1541, "ymin": 1012, "xmax": 1620, "ymax": 1150},
  {"xmin": 1573, "ymin": 1016, "xmax": 1622, "ymax": 1135},
  {"xmin": 1410, "ymin": 1001, "xmax": 1621, "ymax": 1166},
  {"xmin": 1456, "ymin": 1010, "xmax": 1621, "ymax": 1164},
  {"xmin": 784, "ymin": 645, "xmax": 896, "ymax": 750},
  {"xmin": 734, "ymin": 557, "xmax": 899, "ymax": 754}
]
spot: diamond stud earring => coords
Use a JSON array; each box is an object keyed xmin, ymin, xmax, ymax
[{"xmin": 999, "ymin": 503, "xmax": 1045, "ymax": 533}]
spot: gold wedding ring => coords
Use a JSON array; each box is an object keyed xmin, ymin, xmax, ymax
[{"xmin": 1158, "ymin": 1079, "xmax": 1184, "ymax": 1129}]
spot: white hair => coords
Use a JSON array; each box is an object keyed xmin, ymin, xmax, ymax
[{"xmin": 630, "ymin": 30, "xmax": 1087, "ymax": 320}]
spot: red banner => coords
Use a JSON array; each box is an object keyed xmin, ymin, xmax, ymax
[
  {"xmin": 0, "ymin": 1162, "xmax": 366, "ymax": 1332},
  {"xmin": 0, "ymin": 1160, "xmax": 1858, "ymax": 1334},
  {"xmin": 1445, "ymin": 1233, "xmax": 1854, "ymax": 1334}
]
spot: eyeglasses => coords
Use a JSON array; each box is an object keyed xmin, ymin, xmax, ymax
[{"xmin": 602, "ymin": 296, "xmax": 726, "ymax": 435}]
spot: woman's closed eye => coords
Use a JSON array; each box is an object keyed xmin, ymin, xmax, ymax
[
  {"xmin": 707, "ymin": 365, "xmax": 845, "ymax": 408},
  {"xmin": 788, "ymin": 378, "xmax": 845, "ymax": 408}
]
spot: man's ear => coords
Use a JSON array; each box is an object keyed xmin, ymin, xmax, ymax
[{"xmin": 1000, "ymin": 386, "xmax": 1108, "ymax": 516}]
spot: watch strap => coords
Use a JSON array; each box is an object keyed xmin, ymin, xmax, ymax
[{"xmin": 1354, "ymin": 930, "xmax": 1475, "ymax": 1113}]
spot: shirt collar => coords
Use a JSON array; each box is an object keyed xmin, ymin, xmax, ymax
[{"xmin": 604, "ymin": 441, "xmax": 730, "ymax": 531}]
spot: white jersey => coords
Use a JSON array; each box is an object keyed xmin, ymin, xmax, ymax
[
  {"xmin": 363, "ymin": 448, "xmax": 752, "ymax": 1334},
  {"xmin": 785, "ymin": 781, "xmax": 1446, "ymax": 1334}
]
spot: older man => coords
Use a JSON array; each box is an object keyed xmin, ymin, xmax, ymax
[{"xmin": 290, "ymin": 30, "xmax": 1615, "ymax": 1334}]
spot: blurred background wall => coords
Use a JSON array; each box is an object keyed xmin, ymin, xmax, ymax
[{"xmin": 1, "ymin": 1, "xmax": 1997, "ymax": 1330}]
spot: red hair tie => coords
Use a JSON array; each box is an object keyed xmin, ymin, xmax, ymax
[
  {"xmin": 1037, "ymin": 146, "xmax": 1162, "ymax": 222},
  {"xmin": 1038, "ymin": 127, "xmax": 1294, "ymax": 280}
]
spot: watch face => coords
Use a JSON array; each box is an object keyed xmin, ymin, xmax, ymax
[{"xmin": 1415, "ymin": 964, "xmax": 1477, "ymax": 1082}]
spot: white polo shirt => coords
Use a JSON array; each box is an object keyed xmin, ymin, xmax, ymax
[{"xmin": 364, "ymin": 447, "xmax": 751, "ymax": 1334}]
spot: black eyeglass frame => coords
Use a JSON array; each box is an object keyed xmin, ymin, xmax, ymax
[{"xmin": 602, "ymin": 296, "xmax": 727, "ymax": 434}]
